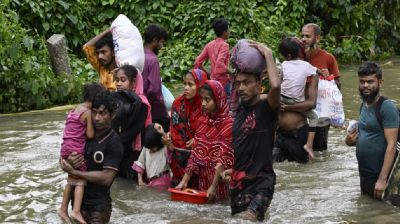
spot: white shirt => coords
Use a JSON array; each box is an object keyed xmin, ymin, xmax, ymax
[
  {"xmin": 134, "ymin": 146, "xmax": 169, "ymax": 179},
  {"xmin": 281, "ymin": 60, "xmax": 317, "ymax": 102}
]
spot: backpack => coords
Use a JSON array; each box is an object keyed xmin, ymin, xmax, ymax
[{"xmin": 360, "ymin": 96, "xmax": 400, "ymax": 144}]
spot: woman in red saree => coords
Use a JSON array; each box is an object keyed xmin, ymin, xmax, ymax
[
  {"xmin": 169, "ymin": 69, "xmax": 208, "ymax": 186},
  {"xmin": 175, "ymin": 80, "xmax": 234, "ymax": 201}
]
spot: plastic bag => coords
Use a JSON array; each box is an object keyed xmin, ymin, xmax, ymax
[
  {"xmin": 315, "ymin": 79, "xmax": 345, "ymax": 127},
  {"xmin": 162, "ymin": 84, "xmax": 174, "ymax": 111},
  {"xmin": 111, "ymin": 14, "xmax": 145, "ymax": 72}
]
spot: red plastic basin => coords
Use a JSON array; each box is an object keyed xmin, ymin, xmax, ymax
[{"xmin": 168, "ymin": 188, "xmax": 208, "ymax": 204}]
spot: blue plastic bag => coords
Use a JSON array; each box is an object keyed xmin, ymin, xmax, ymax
[{"xmin": 162, "ymin": 84, "xmax": 174, "ymax": 111}]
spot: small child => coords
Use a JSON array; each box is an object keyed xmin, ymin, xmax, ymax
[
  {"xmin": 132, "ymin": 123, "xmax": 171, "ymax": 188},
  {"xmin": 279, "ymin": 37, "xmax": 319, "ymax": 161},
  {"xmin": 57, "ymin": 83, "xmax": 104, "ymax": 224}
]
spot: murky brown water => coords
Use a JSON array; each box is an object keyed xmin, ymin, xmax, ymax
[{"xmin": 1, "ymin": 58, "xmax": 399, "ymax": 223}]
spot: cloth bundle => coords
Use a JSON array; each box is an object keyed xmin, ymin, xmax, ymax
[{"xmin": 111, "ymin": 14, "xmax": 145, "ymax": 72}]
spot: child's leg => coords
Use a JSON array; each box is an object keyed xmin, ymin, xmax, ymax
[
  {"xmin": 70, "ymin": 180, "xmax": 87, "ymax": 224},
  {"xmin": 303, "ymin": 110, "xmax": 318, "ymax": 161},
  {"xmin": 57, "ymin": 183, "xmax": 71, "ymax": 222}
]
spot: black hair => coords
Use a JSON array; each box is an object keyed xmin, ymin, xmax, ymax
[
  {"xmin": 92, "ymin": 91, "xmax": 118, "ymax": 114},
  {"xmin": 200, "ymin": 83, "xmax": 215, "ymax": 100},
  {"xmin": 213, "ymin": 18, "xmax": 229, "ymax": 37},
  {"xmin": 358, "ymin": 61, "xmax": 383, "ymax": 80},
  {"xmin": 117, "ymin": 65, "xmax": 138, "ymax": 83},
  {"xmin": 304, "ymin": 23, "xmax": 321, "ymax": 36},
  {"xmin": 83, "ymin": 82, "xmax": 105, "ymax": 102},
  {"xmin": 95, "ymin": 33, "xmax": 114, "ymax": 50},
  {"xmin": 143, "ymin": 124, "xmax": 164, "ymax": 149},
  {"xmin": 279, "ymin": 37, "xmax": 299, "ymax": 60},
  {"xmin": 143, "ymin": 24, "xmax": 168, "ymax": 44}
]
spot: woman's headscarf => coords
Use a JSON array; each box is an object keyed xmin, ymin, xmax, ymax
[
  {"xmin": 170, "ymin": 69, "xmax": 208, "ymax": 148},
  {"xmin": 133, "ymin": 71, "xmax": 152, "ymax": 151},
  {"xmin": 189, "ymin": 80, "xmax": 234, "ymax": 169}
]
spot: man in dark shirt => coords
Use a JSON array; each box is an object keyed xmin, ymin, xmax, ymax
[
  {"xmin": 225, "ymin": 41, "xmax": 280, "ymax": 222},
  {"xmin": 61, "ymin": 91, "xmax": 124, "ymax": 223},
  {"xmin": 142, "ymin": 24, "xmax": 170, "ymax": 131}
]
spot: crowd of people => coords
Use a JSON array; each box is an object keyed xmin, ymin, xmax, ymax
[{"xmin": 57, "ymin": 18, "xmax": 399, "ymax": 224}]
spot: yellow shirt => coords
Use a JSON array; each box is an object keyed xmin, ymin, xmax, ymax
[{"xmin": 82, "ymin": 44, "xmax": 116, "ymax": 90}]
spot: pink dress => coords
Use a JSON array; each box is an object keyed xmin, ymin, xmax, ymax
[{"xmin": 60, "ymin": 109, "xmax": 88, "ymax": 171}]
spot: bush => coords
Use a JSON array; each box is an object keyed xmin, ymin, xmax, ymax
[{"xmin": 0, "ymin": 2, "xmax": 96, "ymax": 113}]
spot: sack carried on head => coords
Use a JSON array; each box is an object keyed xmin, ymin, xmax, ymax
[
  {"xmin": 111, "ymin": 14, "xmax": 145, "ymax": 72},
  {"xmin": 230, "ymin": 39, "xmax": 266, "ymax": 74}
]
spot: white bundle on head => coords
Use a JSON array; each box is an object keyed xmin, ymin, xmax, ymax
[{"xmin": 111, "ymin": 14, "xmax": 145, "ymax": 72}]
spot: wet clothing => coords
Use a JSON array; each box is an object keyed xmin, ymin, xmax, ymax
[
  {"xmin": 132, "ymin": 146, "xmax": 171, "ymax": 187},
  {"xmin": 169, "ymin": 69, "xmax": 208, "ymax": 185},
  {"xmin": 133, "ymin": 72, "xmax": 152, "ymax": 151},
  {"xmin": 82, "ymin": 204, "xmax": 111, "ymax": 224},
  {"xmin": 273, "ymin": 124, "xmax": 309, "ymax": 163},
  {"xmin": 307, "ymin": 49, "xmax": 340, "ymax": 151},
  {"xmin": 82, "ymin": 44, "xmax": 115, "ymax": 90},
  {"xmin": 231, "ymin": 100, "xmax": 278, "ymax": 221},
  {"xmin": 356, "ymin": 99, "xmax": 399, "ymax": 196},
  {"xmin": 142, "ymin": 49, "xmax": 170, "ymax": 130},
  {"xmin": 186, "ymin": 80, "xmax": 234, "ymax": 200},
  {"xmin": 112, "ymin": 90, "xmax": 147, "ymax": 179},
  {"xmin": 61, "ymin": 108, "xmax": 89, "ymax": 171},
  {"xmin": 82, "ymin": 130, "xmax": 123, "ymax": 214},
  {"xmin": 194, "ymin": 37, "xmax": 230, "ymax": 87},
  {"xmin": 281, "ymin": 60, "xmax": 317, "ymax": 102}
]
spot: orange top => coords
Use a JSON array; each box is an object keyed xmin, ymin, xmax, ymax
[
  {"xmin": 82, "ymin": 44, "xmax": 116, "ymax": 90},
  {"xmin": 308, "ymin": 49, "xmax": 340, "ymax": 79}
]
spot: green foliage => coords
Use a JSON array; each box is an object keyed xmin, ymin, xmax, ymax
[
  {"xmin": 0, "ymin": 2, "xmax": 95, "ymax": 113},
  {"xmin": 2, "ymin": 0, "xmax": 400, "ymax": 113}
]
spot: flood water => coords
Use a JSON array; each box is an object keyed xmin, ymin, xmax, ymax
[{"xmin": 1, "ymin": 58, "xmax": 399, "ymax": 223}]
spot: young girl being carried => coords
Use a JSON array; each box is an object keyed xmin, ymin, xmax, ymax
[
  {"xmin": 279, "ymin": 37, "xmax": 320, "ymax": 161},
  {"xmin": 175, "ymin": 80, "xmax": 234, "ymax": 201},
  {"xmin": 132, "ymin": 123, "xmax": 171, "ymax": 188},
  {"xmin": 57, "ymin": 83, "xmax": 104, "ymax": 224}
]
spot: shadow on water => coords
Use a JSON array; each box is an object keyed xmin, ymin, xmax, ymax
[{"xmin": 0, "ymin": 58, "xmax": 399, "ymax": 223}]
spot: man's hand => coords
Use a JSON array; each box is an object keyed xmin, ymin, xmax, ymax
[
  {"xmin": 374, "ymin": 179, "xmax": 387, "ymax": 200},
  {"xmin": 60, "ymin": 158, "xmax": 75, "ymax": 174},
  {"xmin": 345, "ymin": 129, "xmax": 359, "ymax": 146},
  {"xmin": 248, "ymin": 40, "xmax": 273, "ymax": 58},
  {"xmin": 67, "ymin": 152, "xmax": 85, "ymax": 169},
  {"xmin": 280, "ymin": 102, "xmax": 289, "ymax": 112}
]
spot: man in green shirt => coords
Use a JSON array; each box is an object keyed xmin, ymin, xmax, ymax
[{"xmin": 346, "ymin": 62, "xmax": 399, "ymax": 199}]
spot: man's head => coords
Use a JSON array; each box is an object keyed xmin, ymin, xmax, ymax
[
  {"xmin": 95, "ymin": 33, "xmax": 115, "ymax": 68},
  {"xmin": 358, "ymin": 62, "xmax": 383, "ymax": 104},
  {"xmin": 235, "ymin": 72, "xmax": 261, "ymax": 106},
  {"xmin": 143, "ymin": 123, "xmax": 164, "ymax": 152},
  {"xmin": 279, "ymin": 37, "xmax": 300, "ymax": 60},
  {"xmin": 301, "ymin": 23, "xmax": 321, "ymax": 50},
  {"xmin": 213, "ymin": 18, "xmax": 229, "ymax": 39},
  {"xmin": 91, "ymin": 91, "xmax": 118, "ymax": 131},
  {"xmin": 143, "ymin": 24, "xmax": 168, "ymax": 55}
]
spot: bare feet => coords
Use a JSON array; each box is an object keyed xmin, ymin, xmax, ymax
[
  {"xmin": 70, "ymin": 211, "xmax": 87, "ymax": 224},
  {"xmin": 57, "ymin": 208, "xmax": 71, "ymax": 223},
  {"xmin": 238, "ymin": 209, "xmax": 257, "ymax": 221},
  {"xmin": 304, "ymin": 145, "xmax": 314, "ymax": 162}
]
